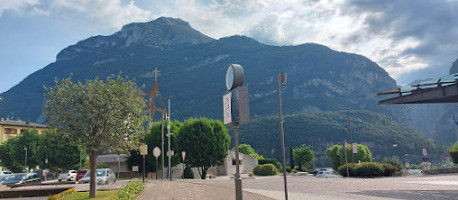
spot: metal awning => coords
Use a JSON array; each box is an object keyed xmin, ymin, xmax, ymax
[{"xmin": 377, "ymin": 73, "xmax": 458, "ymax": 104}]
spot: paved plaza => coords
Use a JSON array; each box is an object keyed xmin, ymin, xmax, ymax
[{"xmin": 141, "ymin": 174, "xmax": 458, "ymax": 200}]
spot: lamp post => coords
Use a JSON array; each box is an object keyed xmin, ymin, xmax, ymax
[
  {"xmin": 24, "ymin": 147, "xmax": 28, "ymax": 172},
  {"xmin": 167, "ymin": 97, "xmax": 172, "ymax": 181},
  {"xmin": 276, "ymin": 72, "xmax": 288, "ymax": 200}
]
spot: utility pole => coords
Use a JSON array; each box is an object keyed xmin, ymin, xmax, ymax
[
  {"xmin": 161, "ymin": 114, "xmax": 165, "ymax": 180},
  {"xmin": 24, "ymin": 147, "xmax": 28, "ymax": 172},
  {"xmin": 277, "ymin": 72, "xmax": 288, "ymax": 200},
  {"xmin": 348, "ymin": 116, "xmax": 355, "ymax": 165},
  {"xmin": 167, "ymin": 97, "xmax": 172, "ymax": 181}
]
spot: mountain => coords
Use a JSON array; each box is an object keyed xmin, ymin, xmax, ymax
[
  {"xmin": 449, "ymin": 58, "xmax": 458, "ymax": 74},
  {"xmin": 236, "ymin": 110, "xmax": 446, "ymax": 166},
  {"xmin": 0, "ymin": 17, "xmax": 401, "ymax": 126}
]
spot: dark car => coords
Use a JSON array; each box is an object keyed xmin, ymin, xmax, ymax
[
  {"xmin": 2, "ymin": 173, "xmax": 41, "ymax": 185},
  {"xmin": 32, "ymin": 169, "xmax": 54, "ymax": 181},
  {"xmin": 76, "ymin": 169, "xmax": 89, "ymax": 181}
]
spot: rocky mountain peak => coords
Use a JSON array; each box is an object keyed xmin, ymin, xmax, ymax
[{"xmin": 449, "ymin": 57, "xmax": 458, "ymax": 74}]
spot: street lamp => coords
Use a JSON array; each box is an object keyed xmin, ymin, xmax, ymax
[
  {"xmin": 24, "ymin": 147, "xmax": 27, "ymax": 172},
  {"xmin": 277, "ymin": 72, "xmax": 288, "ymax": 200}
]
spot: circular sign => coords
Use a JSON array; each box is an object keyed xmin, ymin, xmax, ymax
[
  {"xmin": 225, "ymin": 64, "xmax": 244, "ymax": 91},
  {"xmin": 153, "ymin": 147, "xmax": 161, "ymax": 158}
]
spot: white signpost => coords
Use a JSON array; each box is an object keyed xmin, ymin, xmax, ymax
[
  {"xmin": 223, "ymin": 92, "xmax": 232, "ymax": 125},
  {"xmin": 422, "ymin": 148, "xmax": 428, "ymax": 156},
  {"xmin": 182, "ymin": 151, "xmax": 186, "ymax": 179},
  {"xmin": 153, "ymin": 147, "xmax": 161, "ymax": 180},
  {"xmin": 140, "ymin": 144, "xmax": 148, "ymax": 182}
]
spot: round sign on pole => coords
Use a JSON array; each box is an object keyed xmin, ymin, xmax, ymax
[
  {"xmin": 153, "ymin": 147, "xmax": 161, "ymax": 158},
  {"xmin": 225, "ymin": 64, "xmax": 244, "ymax": 91}
]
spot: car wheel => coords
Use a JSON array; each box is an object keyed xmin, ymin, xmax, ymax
[{"xmin": 58, "ymin": 179, "xmax": 61, "ymax": 182}]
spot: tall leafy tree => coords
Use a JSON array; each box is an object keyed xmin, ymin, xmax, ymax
[
  {"xmin": 325, "ymin": 145, "xmax": 342, "ymax": 170},
  {"xmin": 37, "ymin": 129, "xmax": 84, "ymax": 169},
  {"xmin": 292, "ymin": 145, "xmax": 314, "ymax": 171},
  {"xmin": 237, "ymin": 144, "xmax": 264, "ymax": 159},
  {"xmin": 43, "ymin": 75, "xmax": 148, "ymax": 198},
  {"xmin": 0, "ymin": 129, "xmax": 40, "ymax": 172},
  {"xmin": 326, "ymin": 144, "xmax": 372, "ymax": 170},
  {"xmin": 176, "ymin": 118, "xmax": 230, "ymax": 179},
  {"xmin": 289, "ymin": 145, "xmax": 295, "ymax": 169}
]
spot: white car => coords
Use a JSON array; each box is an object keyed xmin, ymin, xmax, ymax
[
  {"xmin": 0, "ymin": 171, "xmax": 12, "ymax": 175},
  {"xmin": 78, "ymin": 168, "xmax": 116, "ymax": 185},
  {"xmin": 58, "ymin": 170, "xmax": 77, "ymax": 182},
  {"xmin": 316, "ymin": 171, "xmax": 340, "ymax": 178}
]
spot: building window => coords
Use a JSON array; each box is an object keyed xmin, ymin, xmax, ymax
[
  {"xmin": 232, "ymin": 159, "xmax": 242, "ymax": 165},
  {"xmin": 5, "ymin": 128, "xmax": 17, "ymax": 135}
]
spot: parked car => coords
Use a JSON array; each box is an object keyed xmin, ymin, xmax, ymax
[
  {"xmin": 58, "ymin": 170, "xmax": 77, "ymax": 182},
  {"xmin": 0, "ymin": 174, "xmax": 12, "ymax": 185},
  {"xmin": 31, "ymin": 169, "xmax": 54, "ymax": 181},
  {"xmin": 0, "ymin": 171, "xmax": 12, "ymax": 175},
  {"xmin": 78, "ymin": 168, "xmax": 116, "ymax": 185},
  {"xmin": 76, "ymin": 169, "xmax": 89, "ymax": 181},
  {"xmin": 316, "ymin": 171, "xmax": 340, "ymax": 178},
  {"xmin": 2, "ymin": 173, "xmax": 41, "ymax": 185}
]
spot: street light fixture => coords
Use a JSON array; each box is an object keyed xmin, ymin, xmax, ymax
[{"xmin": 277, "ymin": 72, "xmax": 288, "ymax": 200}]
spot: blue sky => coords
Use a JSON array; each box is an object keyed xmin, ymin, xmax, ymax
[{"xmin": 1, "ymin": 0, "xmax": 458, "ymax": 93}]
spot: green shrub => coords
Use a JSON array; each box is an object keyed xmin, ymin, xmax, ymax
[
  {"xmin": 183, "ymin": 166, "xmax": 194, "ymax": 179},
  {"xmin": 275, "ymin": 162, "xmax": 282, "ymax": 172},
  {"xmin": 383, "ymin": 157, "xmax": 402, "ymax": 171},
  {"xmin": 253, "ymin": 164, "xmax": 277, "ymax": 176},
  {"xmin": 337, "ymin": 164, "xmax": 356, "ymax": 177},
  {"xmin": 115, "ymin": 181, "xmax": 144, "ymax": 200},
  {"xmin": 286, "ymin": 166, "xmax": 291, "ymax": 173},
  {"xmin": 382, "ymin": 163, "xmax": 398, "ymax": 177},
  {"xmin": 450, "ymin": 150, "xmax": 458, "ymax": 164},
  {"xmin": 354, "ymin": 162, "xmax": 384, "ymax": 177},
  {"xmin": 290, "ymin": 168, "xmax": 298, "ymax": 173},
  {"xmin": 258, "ymin": 158, "xmax": 278, "ymax": 165}
]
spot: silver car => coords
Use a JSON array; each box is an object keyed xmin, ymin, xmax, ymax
[
  {"xmin": 58, "ymin": 170, "xmax": 77, "ymax": 182},
  {"xmin": 78, "ymin": 168, "xmax": 116, "ymax": 185},
  {"xmin": 316, "ymin": 171, "xmax": 340, "ymax": 178},
  {"xmin": 0, "ymin": 174, "xmax": 12, "ymax": 185}
]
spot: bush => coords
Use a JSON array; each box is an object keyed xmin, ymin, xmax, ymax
[
  {"xmin": 383, "ymin": 157, "xmax": 402, "ymax": 171},
  {"xmin": 382, "ymin": 163, "xmax": 398, "ymax": 176},
  {"xmin": 290, "ymin": 168, "xmax": 298, "ymax": 173},
  {"xmin": 450, "ymin": 150, "xmax": 458, "ymax": 164},
  {"xmin": 338, "ymin": 162, "xmax": 386, "ymax": 178},
  {"xmin": 258, "ymin": 158, "xmax": 278, "ymax": 165},
  {"xmin": 275, "ymin": 162, "xmax": 282, "ymax": 172},
  {"xmin": 115, "ymin": 181, "xmax": 144, "ymax": 200},
  {"xmin": 286, "ymin": 166, "xmax": 291, "ymax": 173},
  {"xmin": 183, "ymin": 166, "xmax": 194, "ymax": 179},
  {"xmin": 253, "ymin": 164, "xmax": 277, "ymax": 176}
]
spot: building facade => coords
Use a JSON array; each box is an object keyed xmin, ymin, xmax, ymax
[{"xmin": 0, "ymin": 119, "xmax": 47, "ymax": 145}]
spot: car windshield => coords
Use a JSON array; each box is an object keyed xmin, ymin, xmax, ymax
[
  {"xmin": 83, "ymin": 170, "xmax": 106, "ymax": 177},
  {"xmin": 5, "ymin": 174, "xmax": 26, "ymax": 181},
  {"xmin": 61, "ymin": 170, "xmax": 68, "ymax": 174},
  {"xmin": 0, "ymin": 175, "xmax": 9, "ymax": 181}
]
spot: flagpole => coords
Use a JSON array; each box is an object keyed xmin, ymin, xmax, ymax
[{"xmin": 454, "ymin": 115, "xmax": 458, "ymax": 142}]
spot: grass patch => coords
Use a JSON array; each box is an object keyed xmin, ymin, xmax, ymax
[{"xmin": 64, "ymin": 190, "xmax": 118, "ymax": 200}]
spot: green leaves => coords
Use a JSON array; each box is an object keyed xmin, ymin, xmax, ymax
[
  {"xmin": 43, "ymin": 74, "xmax": 148, "ymax": 152},
  {"xmin": 293, "ymin": 145, "xmax": 314, "ymax": 170}
]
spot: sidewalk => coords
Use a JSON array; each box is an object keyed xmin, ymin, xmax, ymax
[{"xmin": 137, "ymin": 180, "xmax": 275, "ymax": 200}]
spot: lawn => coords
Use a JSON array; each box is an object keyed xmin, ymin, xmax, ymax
[{"xmin": 64, "ymin": 190, "xmax": 119, "ymax": 200}]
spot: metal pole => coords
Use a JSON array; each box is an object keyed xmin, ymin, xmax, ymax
[
  {"xmin": 182, "ymin": 162, "xmax": 185, "ymax": 180},
  {"xmin": 24, "ymin": 147, "xmax": 27, "ymax": 172},
  {"xmin": 161, "ymin": 114, "xmax": 165, "ymax": 180},
  {"xmin": 156, "ymin": 157, "xmax": 159, "ymax": 180},
  {"xmin": 167, "ymin": 97, "xmax": 172, "ymax": 181},
  {"xmin": 344, "ymin": 145, "xmax": 349, "ymax": 177},
  {"xmin": 143, "ymin": 155, "xmax": 145, "ymax": 183},
  {"xmin": 233, "ymin": 123, "xmax": 243, "ymax": 200},
  {"xmin": 117, "ymin": 154, "xmax": 120, "ymax": 182},
  {"xmin": 454, "ymin": 115, "xmax": 458, "ymax": 142},
  {"xmin": 348, "ymin": 117, "xmax": 354, "ymax": 166},
  {"xmin": 277, "ymin": 74, "xmax": 288, "ymax": 200}
]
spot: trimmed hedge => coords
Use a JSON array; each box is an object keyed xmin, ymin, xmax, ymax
[
  {"xmin": 450, "ymin": 150, "xmax": 458, "ymax": 164},
  {"xmin": 337, "ymin": 162, "xmax": 397, "ymax": 178},
  {"xmin": 253, "ymin": 164, "xmax": 277, "ymax": 176}
]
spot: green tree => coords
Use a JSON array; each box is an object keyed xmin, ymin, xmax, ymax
[
  {"xmin": 176, "ymin": 118, "xmax": 230, "ymax": 179},
  {"xmin": 144, "ymin": 120, "xmax": 182, "ymax": 173},
  {"xmin": 325, "ymin": 145, "xmax": 342, "ymax": 170},
  {"xmin": 326, "ymin": 144, "xmax": 372, "ymax": 170},
  {"xmin": 0, "ymin": 137, "xmax": 24, "ymax": 172},
  {"xmin": 37, "ymin": 129, "xmax": 84, "ymax": 169},
  {"xmin": 237, "ymin": 144, "xmax": 264, "ymax": 160},
  {"xmin": 43, "ymin": 75, "xmax": 147, "ymax": 198},
  {"xmin": 289, "ymin": 145, "xmax": 295, "ymax": 169},
  {"xmin": 292, "ymin": 145, "xmax": 314, "ymax": 171}
]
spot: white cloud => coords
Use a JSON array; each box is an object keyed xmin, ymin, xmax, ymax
[
  {"xmin": 0, "ymin": 0, "xmax": 39, "ymax": 16},
  {"xmin": 47, "ymin": 0, "xmax": 153, "ymax": 28}
]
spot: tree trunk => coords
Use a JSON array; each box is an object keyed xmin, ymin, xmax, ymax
[
  {"xmin": 200, "ymin": 167, "xmax": 207, "ymax": 179},
  {"xmin": 89, "ymin": 149, "xmax": 97, "ymax": 198}
]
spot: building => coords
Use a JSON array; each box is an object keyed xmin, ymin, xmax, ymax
[
  {"xmin": 214, "ymin": 150, "xmax": 258, "ymax": 176},
  {"xmin": 96, "ymin": 154, "xmax": 130, "ymax": 177},
  {"xmin": 0, "ymin": 119, "xmax": 47, "ymax": 145}
]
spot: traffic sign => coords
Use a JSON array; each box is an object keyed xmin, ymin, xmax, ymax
[
  {"xmin": 422, "ymin": 148, "xmax": 427, "ymax": 156},
  {"xmin": 344, "ymin": 140, "xmax": 348, "ymax": 149},
  {"xmin": 352, "ymin": 143, "xmax": 357, "ymax": 154},
  {"xmin": 153, "ymin": 147, "xmax": 161, "ymax": 158},
  {"xmin": 182, "ymin": 151, "xmax": 186, "ymax": 161},
  {"xmin": 140, "ymin": 144, "xmax": 148, "ymax": 155},
  {"xmin": 167, "ymin": 150, "xmax": 174, "ymax": 157}
]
